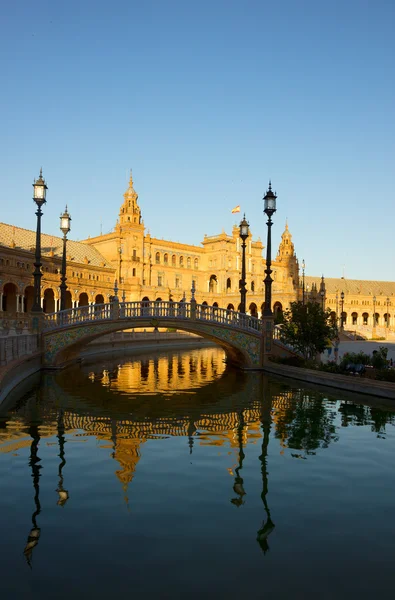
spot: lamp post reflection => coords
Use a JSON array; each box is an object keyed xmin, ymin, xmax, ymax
[
  {"xmin": 231, "ymin": 409, "xmax": 246, "ymax": 507},
  {"xmin": 257, "ymin": 387, "xmax": 275, "ymax": 553},
  {"xmin": 23, "ymin": 424, "xmax": 42, "ymax": 568},
  {"xmin": 56, "ymin": 409, "xmax": 69, "ymax": 507}
]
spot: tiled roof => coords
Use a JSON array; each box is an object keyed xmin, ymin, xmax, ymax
[
  {"xmin": 306, "ymin": 276, "xmax": 395, "ymax": 297},
  {"xmin": 0, "ymin": 222, "xmax": 112, "ymax": 268}
]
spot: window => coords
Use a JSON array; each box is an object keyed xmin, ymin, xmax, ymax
[
  {"xmin": 155, "ymin": 252, "xmax": 160, "ymax": 264},
  {"xmin": 194, "ymin": 258, "xmax": 198, "ymax": 269},
  {"xmin": 133, "ymin": 249, "xmax": 137, "ymax": 260},
  {"xmin": 226, "ymin": 278, "xmax": 231, "ymax": 291},
  {"xmin": 180, "ymin": 256, "xmax": 184, "ymax": 267},
  {"xmin": 175, "ymin": 277, "xmax": 180, "ymax": 288},
  {"xmin": 251, "ymin": 281, "xmax": 255, "ymax": 292},
  {"xmin": 187, "ymin": 257, "xmax": 191, "ymax": 268},
  {"xmin": 158, "ymin": 275, "xmax": 163, "ymax": 286},
  {"xmin": 164, "ymin": 254, "xmax": 168, "ymax": 265},
  {"xmin": 172, "ymin": 255, "xmax": 176, "ymax": 266},
  {"xmin": 132, "ymin": 268, "xmax": 136, "ymax": 276}
]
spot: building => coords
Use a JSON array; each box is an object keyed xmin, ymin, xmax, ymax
[{"xmin": 0, "ymin": 173, "xmax": 394, "ymax": 338}]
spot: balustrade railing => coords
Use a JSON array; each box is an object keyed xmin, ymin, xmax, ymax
[{"xmin": 43, "ymin": 301, "xmax": 263, "ymax": 334}]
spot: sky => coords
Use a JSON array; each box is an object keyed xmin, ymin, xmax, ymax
[{"xmin": 0, "ymin": 0, "xmax": 394, "ymax": 281}]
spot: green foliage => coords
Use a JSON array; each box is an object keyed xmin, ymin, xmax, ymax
[
  {"xmin": 270, "ymin": 355, "xmax": 306, "ymax": 368},
  {"xmin": 280, "ymin": 301, "xmax": 337, "ymax": 360},
  {"xmin": 339, "ymin": 351, "xmax": 371, "ymax": 369},
  {"xmin": 319, "ymin": 361, "xmax": 343, "ymax": 374},
  {"xmin": 371, "ymin": 346, "xmax": 388, "ymax": 369}
]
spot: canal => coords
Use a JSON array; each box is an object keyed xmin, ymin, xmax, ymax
[{"xmin": 1, "ymin": 345, "xmax": 395, "ymax": 599}]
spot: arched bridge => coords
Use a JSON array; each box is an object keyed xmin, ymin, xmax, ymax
[{"xmin": 42, "ymin": 300, "xmax": 291, "ymax": 369}]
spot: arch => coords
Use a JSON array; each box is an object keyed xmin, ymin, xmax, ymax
[
  {"xmin": 79, "ymin": 292, "xmax": 89, "ymax": 307},
  {"xmin": 341, "ymin": 312, "xmax": 347, "ymax": 326},
  {"xmin": 362, "ymin": 312, "xmax": 369, "ymax": 325},
  {"xmin": 155, "ymin": 252, "xmax": 160, "ymax": 264},
  {"xmin": 209, "ymin": 274, "xmax": 217, "ymax": 293},
  {"xmin": 329, "ymin": 311, "xmax": 337, "ymax": 324},
  {"xmin": 351, "ymin": 312, "xmax": 358, "ymax": 325},
  {"xmin": 95, "ymin": 294, "xmax": 105, "ymax": 304},
  {"xmin": 373, "ymin": 312, "xmax": 379, "ymax": 326},
  {"xmin": 179, "ymin": 256, "xmax": 184, "ymax": 267},
  {"xmin": 227, "ymin": 303, "xmax": 235, "ymax": 310},
  {"xmin": 226, "ymin": 277, "xmax": 231, "ymax": 291},
  {"xmin": 187, "ymin": 257, "xmax": 191, "ymax": 268},
  {"xmin": 251, "ymin": 281, "xmax": 255, "ymax": 292},
  {"xmin": 384, "ymin": 313, "xmax": 391, "ymax": 326},
  {"xmin": 273, "ymin": 301, "xmax": 283, "ymax": 314},
  {"xmin": 43, "ymin": 288, "xmax": 55, "ymax": 314},
  {"xmin": 172, "ymin": 255, "xmax": 176, "ymax": 266},
  {"xmin": 24, "ymin": 285, "xmax": 34, "ymax": 313},
  {"xmin": 164, "ymin": 253, "xmax": 168, "ymax": 265},
  {"xmin": 2, "ymin": 282, "xmax": 18, "ymax": 312},
  {"xmin": 249, "ymin": 302, "xmax": 258, "ymax": 317},
  {"xmin": 194, "ymin": 258, "xmax": 198, "ymax": 270},
  {"xmin": 64, "ymin": 290, "xmax": 73, "ymax": 309}
]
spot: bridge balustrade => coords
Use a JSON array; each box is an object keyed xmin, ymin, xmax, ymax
[{"xmin": 43, "ymin": 300, "xmax": 263, "ymax": 334}]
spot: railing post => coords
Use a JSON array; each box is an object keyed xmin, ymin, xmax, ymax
[
  {"xmin": 110, "ymin": 299, "xmax": 120, "ymax": 320},
  {"xmin": 190, "ymin": 298, "xmax": 197, "ymax": 320}
]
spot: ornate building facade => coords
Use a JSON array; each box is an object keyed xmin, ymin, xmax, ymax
[{"xmin": 0, "ymin": 173, "xmax": 394, "ymax": 338}]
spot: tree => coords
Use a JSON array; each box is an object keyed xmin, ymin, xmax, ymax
[{"xmin": 280, "ymin": 301, "xmax": 337, "ymax": 360}]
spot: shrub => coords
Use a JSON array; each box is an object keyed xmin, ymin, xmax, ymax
[
  {"xmin": 371, "ymin": 347, "xmax": 388, "ymax": 370},
  {"xmin": 375, "ymin": 369, "xmax": 395, "ymax": 382}
]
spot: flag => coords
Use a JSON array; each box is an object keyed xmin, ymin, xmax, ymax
[{"xmin": 231, "ymin": 205, "xmax": 240, "ymax": 214}]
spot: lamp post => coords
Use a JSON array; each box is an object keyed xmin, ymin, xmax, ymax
[
  {"xmin": 373, "ymin": 295, "xmax": 377, "ymax": 337},
  {"xmin": 263, "ymin": 182, "xmax": 277, "ymax": 317},
  {"xmin": 386, "ymin": 297, "xmax": 390, "ymax": 331},
  {"xmin": 340, "ymin": 291, "xmax": 345, "ymax": 331},
  {"xmin": 320, "ymin": 289, "xmax": 325, "ymax": 310},
  {"xmin": 301, "ymin": 259, "xmax": 305, "ymax": 304},
  {"xmin": 59, "ymin": 207, "xmax": 71, "ymax": 311},
  {"xmin": 239, "ymin": 215, "xmax": 249, "ymax": 314},
  {"xmin": 31, "ymin": 169, "xmax": 47, "ymax": 312}
]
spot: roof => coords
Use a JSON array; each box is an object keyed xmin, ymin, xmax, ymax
[
  {"xmin": 306, "ymin": 276, "xmax": 395, "ymax": 297},
  {"xmin": 0, "ymin": 222, "xmax": 112, "ymax": 268}
]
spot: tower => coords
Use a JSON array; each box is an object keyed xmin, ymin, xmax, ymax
[
  {"xmin": 276, "ymin": 222, "xmax": 299, "ymax": 288},
  {"xmin": 119, "ymin": 171, "xmax": 142, "ymax": 229}
]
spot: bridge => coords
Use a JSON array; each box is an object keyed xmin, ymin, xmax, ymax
[{"xmin": 41, "ymin": 299, "xmax": 293, "ymax": 369}]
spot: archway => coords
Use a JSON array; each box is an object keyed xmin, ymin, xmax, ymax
[
  {"xmin": 95, "ymin": 294, "xmax": 104, "ymax": 304},
  {"xmin": 227, "ymin": 303, "xmax": 235, "ymax": 311},
  {"xmin": 2, "ymin": 282, "xmax": 18, "ymax": 313},
  {"xmin": 64, "ymin": 290, "xmax": 72, "ymax": 309},
  {"xmin": 43, "ymin": 288, "xmax": 56, "ymax": 314},
  {"xmin": 330, "ymin": 311, "xmax": 337, "ymax": 324},
  {"xmin": 24, "ymin": 285, "xmax": 34, "ymax": 312},
  {"xmin": 209, "ymin": 275, "xmax": 217, "ymax": 293},
  {"xmin": 226, "ymin": 278, "xmax": 231, "ymax": 291},
  {"xmin": 351, "ymin": 312, "xmax": 358, "ymax": 326},
  {"xmin": 79, "ymin": 292, "xmax": 89, "ymax": 307},
  {"xmin": 249, "ymin": 303, "xmax": 258, "ymax": 317},
  {"xmin": 273, "ymin": 301, "xmax": 283, "ymax": 324},
  {"xmin": 362, "ymin": 312, "xmax": 368, "ymax": 325}
]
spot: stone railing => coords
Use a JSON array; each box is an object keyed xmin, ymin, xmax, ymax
[
  {"xmin": 43, "ymin": 301, "xmax": 263, "ymax": 334},
  {"xmin": 0, "ymin": 333, "xmax": 39, "ymax": 366}
]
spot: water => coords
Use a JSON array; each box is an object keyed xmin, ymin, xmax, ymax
[{"xmin": 1, "ymin": 346, "xmax": 395, "ymax": 600}]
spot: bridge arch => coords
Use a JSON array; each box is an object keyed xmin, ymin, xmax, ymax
[{"xmin": 42, "ymin": 303, "xmax": 263, "ymax": 370}]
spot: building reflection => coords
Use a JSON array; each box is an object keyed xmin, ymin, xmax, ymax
[{"xmin": 2, "ymin": 347, "xmax": 395, "ymax": 566}]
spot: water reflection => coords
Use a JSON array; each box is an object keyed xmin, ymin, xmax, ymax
[{"xmin": 1, "ymin": 346, "xmax": 395, "ymax": 592}]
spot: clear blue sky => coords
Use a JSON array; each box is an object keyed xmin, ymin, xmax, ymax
[{"xmin": 1, "ymin": 0, "xmax": 394, "ymax": 281}]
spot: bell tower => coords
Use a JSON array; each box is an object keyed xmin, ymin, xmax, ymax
[
  {"xmin": 276, "ymin": 221, "xmax": 299, "ymax": 287},
  {"xmin": 119, "ymin": 170, "xmax": 142, "ymax": 229}
]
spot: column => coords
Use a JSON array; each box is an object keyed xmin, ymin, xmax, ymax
[{"xmin": 0, "ymin": 292, "xmax": 3, "ymax": 311}]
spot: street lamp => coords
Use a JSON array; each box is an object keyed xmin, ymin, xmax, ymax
[
  {"xmin": 239, "ymin": 215, "xmax": 249, "ymax": 314},
  {"xmin": 301, "ymin": 259, "xmax": 306, "ymax": 304},
  {"xmin": 31, "ymin": 169, "xmax": 47, "ymax": 312},
  {"xmin": 373, "ymin": 295, "xmax": 377, "ymax": 334},
  {"xmin": 59, "ymin": 206, "xmax": 71, "ymax": 311},
  {"xmin": 386, "ymin": 297, "xmax": 390, "ymax": 330},
  {"xmin": 340, "ymin": 291, "xmax": 345, "ymax": 331},
  {"xmin": 320, "ymin": 288, "xmax": 325, "ymax": 310},
  {"xmin": 263, "ymin": 182, "xmax": 277, "ymax": 317}
]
